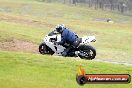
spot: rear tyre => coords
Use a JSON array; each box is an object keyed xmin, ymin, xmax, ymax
[
  {"xmin": 78, "ymin": 45, "xmax": 96, "ymax": 60},
  {"xmin": 39, "ymin": 43, "xmax": 54, "ymax": 55}
]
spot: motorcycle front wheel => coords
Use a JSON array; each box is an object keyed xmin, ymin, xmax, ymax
[{"xmin": 39, "ymin": 43, "xmax": 54, "ymax": 55}]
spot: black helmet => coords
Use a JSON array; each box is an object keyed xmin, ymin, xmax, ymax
[{"xmin": 56, "ymin": 24, "xmax": 65, "ymax": 33}]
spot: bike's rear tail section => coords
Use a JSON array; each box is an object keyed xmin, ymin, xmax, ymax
[{"xmin": 80, "ymin": 36, "xmax": 96, "ymax": 44}]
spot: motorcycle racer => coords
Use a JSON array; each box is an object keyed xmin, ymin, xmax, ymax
[{"xmin": 55, "ymin": 24, "xmax": 80, "ymax": 56}]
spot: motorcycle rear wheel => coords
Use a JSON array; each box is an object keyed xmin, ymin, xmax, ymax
[{"xmin": 78, "ymin": 45, "xmax": 96, "ymax": 60}]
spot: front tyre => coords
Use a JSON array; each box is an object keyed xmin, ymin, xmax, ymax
[
  {"xmin": 78, "ymin": 45, "xmax": 96, "ymax": 60},
  {"xmin": 39, "ymin": 43, "xmax": 54, "ymax": 55}
]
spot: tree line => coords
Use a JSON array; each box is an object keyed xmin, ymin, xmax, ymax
[{"xmin": 37, "ymin": 0, "xmax": 132, "ymax": 15}]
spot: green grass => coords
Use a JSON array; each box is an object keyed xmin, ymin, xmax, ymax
[
  {"xmin": 0, "ymin": 1, "xmax": 132, "ymax": 88},
  {"xmin": 0, "ymin": 21, "xmax": 51, "ymax": 44},
  {"xmin": 0, "ymin": 51, "xmax": 132, "ymax": 88}
]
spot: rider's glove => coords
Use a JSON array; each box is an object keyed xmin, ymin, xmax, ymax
[
  {"xmin": 54, "ymin": 41, "xmax": 59, "ymax": 45},
  {"xmin": 54, "ymin": 41, "xmax": 63, "ymax": 45}
]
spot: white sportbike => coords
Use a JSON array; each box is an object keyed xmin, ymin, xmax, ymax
[{"xmin": 39, "ymin": 31, "xmax": 96, "ymax": 60}]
